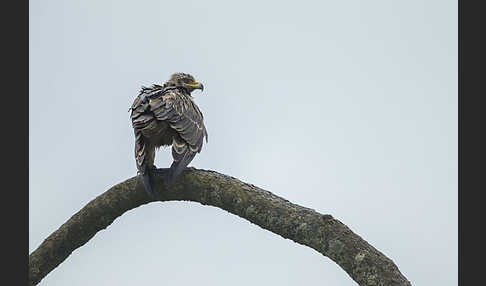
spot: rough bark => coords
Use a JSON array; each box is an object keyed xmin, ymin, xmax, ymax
[{"xmin": 28, "ymin": 168, "xmax": 412, "ymax": 286}]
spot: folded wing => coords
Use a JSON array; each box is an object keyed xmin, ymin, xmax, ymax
[{"xmin": 149, "ymin": 89, "xmax": 208, "ymax": 184}]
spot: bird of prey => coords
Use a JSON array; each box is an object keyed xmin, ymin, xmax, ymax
[{"xmin": 130, "ymin": 73, "xmax": 208, "ymax": 197}]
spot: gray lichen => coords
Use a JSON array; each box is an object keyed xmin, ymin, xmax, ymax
[{"xmin": 29, "ymin": 168, "xmax": 411, "ymax": 286}]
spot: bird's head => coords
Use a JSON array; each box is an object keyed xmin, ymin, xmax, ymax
[{"xmin": 166, "ymin": 73, "xmax": 204, "ymax": 94}]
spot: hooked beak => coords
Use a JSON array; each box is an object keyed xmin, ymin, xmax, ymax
[{"xmin": 185, "ymin": 81, "xmax": 204, "ymax": 92}]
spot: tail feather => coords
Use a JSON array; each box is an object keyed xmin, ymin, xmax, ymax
[
  {"xmin": 140, "ymin": 170, "xmax": 156, "ymax": 198},
  {"xmin": 168, "ymin": 150, "xmax": 196, "ymax": 186}
]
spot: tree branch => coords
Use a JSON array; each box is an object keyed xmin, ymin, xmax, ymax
[{"xmin": 28, "ymin": 168, "xmax": 411, "ymax": 286}]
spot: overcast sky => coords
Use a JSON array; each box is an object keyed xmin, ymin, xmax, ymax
[{"xmin": 29, "ymin": 0, "xmax": 457, "ymax": 285}]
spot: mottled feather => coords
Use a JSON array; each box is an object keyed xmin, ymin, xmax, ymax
[{"xmin": 130, "ymin": 77, "xmax": 207, "ymax": 194}]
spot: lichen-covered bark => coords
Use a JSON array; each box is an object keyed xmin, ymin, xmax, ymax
[{"xmin": 29, "ymin": 168, "xmax": 412, "ymax": 286}]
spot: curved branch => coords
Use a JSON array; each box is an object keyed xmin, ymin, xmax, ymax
[{"xmin": 29, "ymin": 169, "xmax": 411, "ymax": 286}]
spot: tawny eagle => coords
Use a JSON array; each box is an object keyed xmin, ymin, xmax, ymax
[{"xmin": 130, "ymin": 73, "xmax": 208, "ymax": 197}]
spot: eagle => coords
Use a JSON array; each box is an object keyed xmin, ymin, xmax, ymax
[{"xmin": 130, "ymin": 73, "xmax": 208, "ymax": 197}]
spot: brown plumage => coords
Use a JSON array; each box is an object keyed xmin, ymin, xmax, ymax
[{"xmin": 130, "ymin": 73, "xmax": 207, "ymax": 197}]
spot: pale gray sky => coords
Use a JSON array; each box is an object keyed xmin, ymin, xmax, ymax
[{"xmin": 29, "ymin": 0, "xmax": 457, "ymax": 285}]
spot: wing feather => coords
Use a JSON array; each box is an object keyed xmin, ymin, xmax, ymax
[
  {"xmin": 131, "ymin": 86, "xmax": 207, "ymax": 185},
  {"xmin": 149, "ymin": 90, "xmax": 207, "ymax": 150},
  {"xmin": 130, "ymin": 87, "xmax": 157, "ymax": 172}
]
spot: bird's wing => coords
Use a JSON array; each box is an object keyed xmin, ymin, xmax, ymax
[
  {"xmin": 148, "ymin": 89, "xmax": 208, "ymax": 183},
  {"xmin": 149, "ymin": 90, "xmax": 207, "ymax": 151},
  {"xmin": 130, "ymin": 86, "xmax": 158, "ymax": 172}
]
